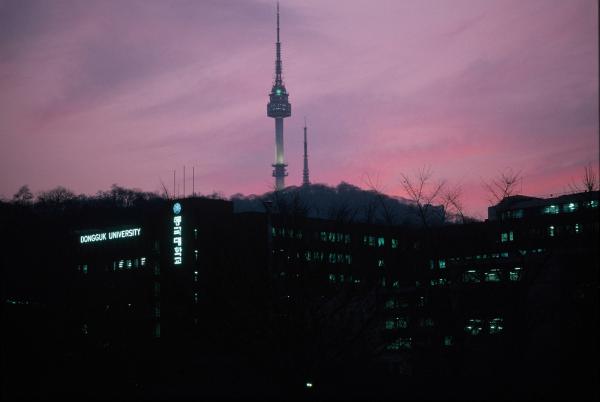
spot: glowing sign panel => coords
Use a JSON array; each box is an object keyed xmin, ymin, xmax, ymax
[
  {"xmin": 80, "ymin": 228, "xmax": 141, "ymax": 244},
  {"xmin": 173, "ymin": 203, "xmax": 183, "ymax": 265}
]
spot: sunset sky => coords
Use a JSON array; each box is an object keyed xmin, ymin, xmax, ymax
[{"xmin": 1, "ymin": 0, "xmax": 597, "ymax": 218}]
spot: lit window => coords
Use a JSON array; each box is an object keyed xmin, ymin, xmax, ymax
[
  {"xmin": 489, "ymin": 317, "xmax": 504, "ymax": 334},
  {"xmin": 548, "ymin": 225, "xmax": 555, "ymax": 237},
  {"xmin": 378, "ymin": 259, "xmax": 385, "ymax": 268},
  {"xmin": 587, "ymin": 200, "xmax": 598, "ymax": 208},
  {"xmin": 465, "ymin": 319, "xmax": 483, "ymax": 335},
  {"xmin": 194, "ymin": 249, "xmax": 199, "ymax": 261},
  {"xmin": 386, "ymin": 337, "xmax": 411, "ymax": 350},
  {"xmin": 83, "ymin": 264, "xmax": 88, "ymax": 274},
  {"xmin": 463, "ymin": 270, "xmax": 480, "ymax": 283},
  {"xmin": 391, "ymin": 239, "xmax": 399, "ymax": 249},
  {"xmin": 501, "ymin": 232, "xmax": 508, "ymax": 242},
  {"xmin": 328, "ymin": 274, "xmax": 336, "ymax": 283},
  {"xmin": 542, "ymin": 205, "xmax": 559, "ymax": 214},
  {"xmin": 385, "ymin": 299, "xmax": 397, "ymax": 310},
  {"xmin": 141, "ymin": 257, "xmax": 146, "ymax": 266},
  {"xmin": 484, "ymin": 269, "xmax": 501, "ymax": 282},
  {"xmin": 439, "ymin": 260, "xmax": 446, "ymax": 269},
  {"xmin": 562, "ymin": 202, "xmax": 578, "ymax": 213},
  {"xmin": 119, "ymin": 260, "xmax": 124, "ymax": 269},
  {"xmin": 443, "ymin": 336, "xmax": 453, "ymax": 346},
  {"xmin": 509, "ymin": 267, "xmax": 522, "ymax": 281},
  {"xmin": 377, "ymin": 237, "xmax": 385, "ymax": 247},
  {"xmin": 575, "ymin": 223, "xmax": 581, "ymax": 234},
  {"xmin": 512, "ymin": 209, "xmax": 524, "ymax": 218},
  {"xmin": 193, "ymin": 271, "xmax": 199, "ymax": 282}
]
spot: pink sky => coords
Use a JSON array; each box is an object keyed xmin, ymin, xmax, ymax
[{"xmin": 0, "ymin": 0, "xmax": 598, "ymax": 218}]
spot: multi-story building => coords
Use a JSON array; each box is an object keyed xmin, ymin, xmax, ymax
[{"xmin": 3, "ymin": 190, "xmax": 598, "ymax": 398}]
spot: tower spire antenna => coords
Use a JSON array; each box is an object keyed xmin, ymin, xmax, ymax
[
  {"xmin": 267, "ymin": 2, "xmax": 291, "ymax": 191},
  {"xmin": 303, "ymin": 116, "xmax": 310, "ymax": 186}
]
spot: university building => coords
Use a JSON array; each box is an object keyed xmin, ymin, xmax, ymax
[{"xmin": 3, "ymin": 190, "xmax": 598, "ymax": 397}]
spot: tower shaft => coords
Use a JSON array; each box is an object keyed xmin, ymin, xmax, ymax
[
  {"xmin": 302, "ymin": 119, "xmax": 310, "ymax": 186},
  {"xmin": 267, "ymin": 2, "xmax": 291, "ymax": 191}
]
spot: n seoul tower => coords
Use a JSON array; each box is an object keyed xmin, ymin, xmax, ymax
[{"xmin": 267, "ymin": 2, "xmax": 291, "ymax": 190}]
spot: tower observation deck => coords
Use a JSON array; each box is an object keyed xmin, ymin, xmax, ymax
[{"xmin": 267, "ymin": 2, "xmax": 291, "ymax": 191}]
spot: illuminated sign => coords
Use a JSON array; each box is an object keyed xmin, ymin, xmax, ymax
[
  {"xmin": 173, "ymin": 203, "xmax": 182, "ymax": 265},
  {"xmin": 80, "ymin": 228, "xmax": 141, "ymax": 244}
]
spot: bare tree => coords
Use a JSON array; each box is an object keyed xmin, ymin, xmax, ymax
[
  {"xmin": 363, "ymin": 173, "xmax": 398, "ymax": 225},
  {"xmin": 482, "ymin": 168, "xmax": 523, "ymax": 205},
  {"xmin": 399, "ymin": 166, "xmax": 446, "ymax": 228},
  {"xmin": 12, "ymin": 185, "xmax": 34, "ymax": 205},
  {"xmin": 441, "ymin": 184, "xmax": 467, "ymax": 224},
  {"xmin": 569, "ymin": 163, "xmax": 599, "ymax": 193}
]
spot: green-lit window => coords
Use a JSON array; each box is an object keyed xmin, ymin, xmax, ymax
[
  {"xmin": 439, "ymin": 259, "xmax": 446, "ymax": 269},
  {"xmin": 489, "ymin": 317, "xmax": 504, "ymax": 334},
  {"xmin": 392, "ymin": 280, "xmax": 400, "ymax": 288},
  {"xmin": 575, "ymin": 223, "xmax": 581, "ymax": 234},
  {"xmin": 463, "ymin": 270, "xmax": 480, "ymax": 283},
  {"xmin": 443, "ymin": 336, "xmax": 453, "ymax": 346},
  {"xmin": 377, "ymin": 237, "xmax": 385, "ymax": 247},
  {"xmin": 82, "ymin": 264, "xmax": 88, "ymax": 274},
  {"xmin": 378, "ymin": 259, "xmax": 385, "ymax": 268},
  {"xmin": 328, "ymin": 273, "xmax": 336, "ymax": 283},
  {"xmin": 562, "ymin": 202, "xmax": 578, "ymax": 213},
  {"xmin": 509, "ymin": 267, "xmax": 522, "ymax": 281},
  {"xmin": 385, "ymin": 299, "xmax": 397, "ymax": 310},
  {"xmin": 141, "ymin": 257, "xmax": 146, "ymax": 266},
  {"xmin": 501, "ymin": 231, "xmax": 514, "ymax": 242},
  {"xmin": 194, "ymin": 228, "xmax": 198, "ymax": 240},
  {"xmin": 387, "ymin": 337, "xmax": 411, "ymax": 350},
  {"xmin": 391, "ymin": 238, "xmax": 399, "ymax": 249},
  {"xmin": 548, "ymin": 225, "xmax": 555, "ymax": 237},
  {"xmin": 512, "ymin": 209, "xmax": 524, "ymax": 218},
  {"xmin": 586, "ymin": 200, "xmax": 598, "ymax": 208},
  {"xmin": 484, "ymin": 269, "xmax": 501, "ymax": 282},
  {"xmin": 193, "ymin": 270, "xmax": 198, "ymax": 283},
  {"xmin": 465, "ymin": 319, "xmax": 483, "ymax": 335},
  {"xmin": 430, "ymin": 278, "xmax": 448, "ymax": 287},
  {"xmin": 542, "ymin": 205, "xmax": 559, "ymax": 214}
]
